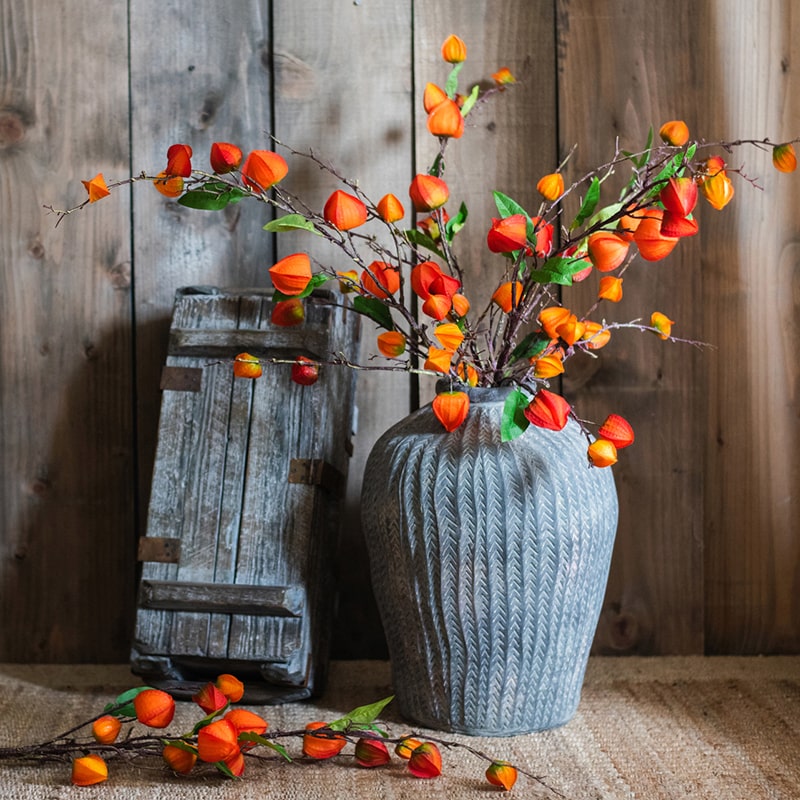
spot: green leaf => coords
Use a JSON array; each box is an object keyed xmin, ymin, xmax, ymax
[
  {"xmin": 190, "ymin": 702, "xmax": 230, "ymax": 735},
  {"xmin": 570, "ymin": 176, "xmax": 600, "ymax": 230},
  {"xmin": 501, "ymin": 389, "xmax": 531, "ymax": 442},
  {"xmin": 493, "ymin": 190, "xmax": 530, "ymax": 220},
  {"xmin": 105, "ymin": 686, "xmax": 152, "ymax": 717},
  {"xmin": 272, "ymin": 273, "xmax": 330, "ymax": 303},
  {"xmin": 444, "ymin": 202, "xmax": 468, "ymax": 240},
  {"xmin": 444, "ymin": 61, "xmax": 464, "ymax": 98},
  {"xmin": 529, "ymin": 255, "xmax": 593, "ymax": 286},
  {"xmin": 178, "ymin": 188, "xmax": 245, "ymax": 211},
  {"xmin": 509, "ymin": 332, "xmax": 550, "ymax": 363},
  {"xmin": 404, "ymin": 228, "xmax": 445, "ymax": 259},
  {"xmin": 161, "ymin": 738, "xmax": 197, "ymax": 754},
  {"xmin": 460, "ymin": 83, "xmax": 480, "ymax": 116},
  {"xmin": 353, "ymin": 296, "xmax": 394, "ymax": 331},
  {"xmin": 263, "ymin": 213, "xmax": 322, "ymax": 235},
  {"xmin": 238, "ymin": 733, "xmax": 292, "ymax": 761},
  {"xmin": 214, "ymin": 760, "xmax": 239, "ymax": 779},
  {"xmin": 327, "ymin": 695, "xmax": 395, "ymax": 732}
]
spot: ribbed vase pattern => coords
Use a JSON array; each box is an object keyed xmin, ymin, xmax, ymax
[{"xmin": 361, "ymin": 389, "xmax": 618, "ymax": 735}]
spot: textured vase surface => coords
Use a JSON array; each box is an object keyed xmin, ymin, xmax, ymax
[{"xmin": 361, "ymin": 388, "xmax": 618, "ymax": 735}]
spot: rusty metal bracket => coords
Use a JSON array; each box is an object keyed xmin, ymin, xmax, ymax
[
  {"xmin": 160, "ymin": 366, "xmax": 203, "ymax": 392},
  {"xmin": 137, "ymin": 537, "xmax": 181, "ymax": 563},
  {"xmin": 288, "ymin": 458, "xmax": 345, "ymax": 494}
]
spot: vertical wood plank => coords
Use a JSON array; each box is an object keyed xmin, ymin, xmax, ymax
[
  {"xmin": 700, "ymin": 0, "xmax": 800, "ymax": 653},
  {"xmin": 0, "ymin": 2, "xmax": 134, "ymax": 661},
  {"xmin": 272, "ymin": 1, "xmax": 413, "ymax": 657},
  {"xmin": 557, "ymin": 0, "xmax": 705, "ymax": 654}
]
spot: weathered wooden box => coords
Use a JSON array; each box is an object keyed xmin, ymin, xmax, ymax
[{"xmin": 131, "ymin": 287, "xmax": 359, "ymax": 702}]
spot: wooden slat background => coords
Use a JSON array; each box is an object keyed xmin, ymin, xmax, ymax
[{"xmin": 1, "ymin": 0, "xmax": 797, "ymax": 662}]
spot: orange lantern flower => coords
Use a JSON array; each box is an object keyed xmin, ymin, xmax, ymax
[
  {"xmin": 91, "ymin": 715, "xmax": 121, "ymax": 745},
  {"xmin": 457, "ymin": 361, "xmax": 479, "ymax": 386},
  {"xmin": 193, "ymin": 681, "xmax": 228, "ymax": 714},
  {"xmin": 427, "ymin": 98, "xmax": 465, "ymax": 139},
  {"xmin": 524, "ymin": 389, "xmax": 570, "ymax": 431},
  {"xmin": 377, "ymin": 330, "xmax": 407, "ymax": 357},
  {"xmin": 197, "ymin": 718, "xmax": 240, "ymax": 763},
  {"xmin": 153, "ymin": 171, "xmax": 184, "ymax": 198},
  {"xmin": 486, "ymin": 760, "xmax": 518, "ymax": 790},
  {"xmin": 269, "ymin": 252, "xmax": 312, "ymax": 295},
  {"xmin": 531, "ymin": 353, "xmax": 564, "ymax": 379},
  {"xmin": 450, "ymin": 293, "xmax": 470, "ymax": 317},
  {"xmin": 337, "ymin": 269, "xmax": 359, "ymax": 293},
  {"xmin": 395, "ymin": 737, "xmax": 423, "ymax": 759},
  {"xmin": 597, "ymin": 275, "xmax": 623, "ymax": 302},
  {"xmin": 166, "ymin": 143, "xmax": 193, "ymax": 177},
  {"xmin": 633, "ymin": 209, "xmax": 679, "ymax": 261},
  {"xmin": 492, "ymin": 67, "xmax": 515, "ymax": 86},
  {"xmin": 163, "ymin": 743, "xmax": 198, "ymax": 775},
  {"xmin": 598, "ymin": 413, "xmax": 635, "ymax": 449},
  {"xmin": 291, "ymin": 356, "xmax": 319, "ymax": 386},
  {"xmin": 424, "ymin": 346, "xmax": 454, "ymax": 374},
  {"xmin": 699, "ymin": 171, "xmax": 735, "ymax": 210},
  {"xmin": 241, "ymin": 149, "xmax": 289, "ymax": 192},
  {"xmin": 224, "ymin": 708, "xmax": 268, "ymax": 738},
  {"xmin": 536, "ymin": 172, "xmax": 564, "ymax": 201},
  {"xmin": 581, "ymin": 321, "xmax": 611, "ymax": 350},
  {"xmin": 487, "ymin": 214, "xmax": 528, "ymax": 253},
  {"xmin": 409, "ymin": 174, "xmax": 449, "ymax": 211},
  {"xmin": 588, "ymin": 438, "xmax": 618, "ymax": 467},
  {"xmin": 233, "ymin": 352, "xmax": 262, "ymax": 379},
  {"xmin": 651, "ymin": 311, "xmax": 675, "ymax": 339},
  {"xmin": 441, "ymin": 34, "xmax": 467, "ymax": 63},
  {"xmin": 408, "ymin": 742, "xmax": 443, "ymax": 779},
  {"xmin": 209, "ymin": 142, "xmax": 243, "ymax": 174},
  {"xmin": 224, "ymin": 749, "xmax": 246, "ymax": 777},
  {"xmin": 71, "ymin": 754, "xmax": 108, "ymax": 786},
  {"xmin": 423, "ymin": 294, "xmax": 453, "ymax": 320},
  {"xmin": 215, "ymin": 673, "xmax": 244, "ymax": 703},
  {"xmin": 659, "ymin": 119, "xmax": 690, "ymax": 146},
  {"xmin": 323, "ymin": 189, "xmax": 368, "ymax": 230},
  {"xmin": 659, "ymin": 176, "xmax": 698, "ymax": 217},
  {"xmin": 587, "ymin": 231, "xmax": 629, "ymax": 272},
  {"xmin": 435, "ymin": 322, "xmax": 464, "ymax": 351},
  {"xmin": 555, "ymin": 313, "xmax": 585, "ymax": 346},
  {"xmin": 539, "ymin": 305, "xmax": 571, "ymax": 339},
  {"xmin": 271, "ymin": 298, "xmax": 305, "ymax": 326},
  {"xmin": 423, "ymin": 82, "xmax": 448, "ymax": 113},
  {"xmin": 530, "ymin": 216, "xmax": 554, "ymax": 256},
  {"xmin": 302, "ymin": 721, "xmax": 347, "ymax": 759},
  {"xmin": 660, "ymin": 211, "xmax": 699, "ymax": 238},
  {"xmin": 133, "ymin": 688, "xmax": 175, "ymax": 729},
  {"xmin": 376, "ymin": 193, "xmax": 405, "ymax": 223},
  {"xmin": 772, "ymin": 143, "xmax": 797, "ymax": 173},
  {"xmin": 81, "ymin": 173, "xmax": 110, "ymax": 203},
  {"xmin": 355, "ymin": 737, "xmax": 391, "ymax": 768},
  {"xmin": 361, "ymin": 261, "xmax": 400, "ymax": 298},
  {"xmin": 491, "ymin": 281, "xmax": 523, "ymax": 313}
]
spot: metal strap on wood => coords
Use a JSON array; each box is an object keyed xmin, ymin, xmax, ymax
[
  {"xmin": 159, "ymin": 366, "xmax": 203, "ymax": 392},
  {"xmin": 288, "ymin": 458, "xmax": 345, "ymax": 494},
  {"xmin": 137, "ymin": 536, "xmax": 181, "ymax": 563}
]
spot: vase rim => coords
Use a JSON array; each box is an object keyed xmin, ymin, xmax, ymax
[{"xmin": 434, "ymin": 380, "xmax": 514, "ymax": 403}]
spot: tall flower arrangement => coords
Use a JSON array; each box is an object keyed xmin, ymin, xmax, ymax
[{"xmin": 57, "ymin": 34, "xmax": 797, "ymax": 467}]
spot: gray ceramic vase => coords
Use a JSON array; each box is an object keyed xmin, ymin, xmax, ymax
[{"xmin": 361, "ymin": 386, "xmax": 618, "ymax": 736}]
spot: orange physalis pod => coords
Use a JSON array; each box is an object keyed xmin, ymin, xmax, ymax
[
  {"xmin": 555, "ymin": 314, "xmax": 586, "ymax": 346},
  {"xmin": 587, "ymin": 231, "xmax": 629, "ymax": 272},
  {"xmin": 650, "ymin": 311, "xmax": 675, "ymax": 340},
  {"xmin": 531, "ymin": 353, "xmax": 565, "ymax": 379},
  {"xmin": 209, "ymin": 142, "xmax": 243, "ymax": 174},
  {"xmin": 658, "ymin": 120, "xmax": 690, "ymax": 146},
  {"xmin": 153, "ymin": 171, "xmax": 184, "ymax": 198},
  {"xmin": 269, "ymin": 252, "xmax": 312, "ymax": 295},
  {"xmin": 538, "ymin": 306, "xmax": 572, "ymax": 339},
  {"xmin": 492, "ymin": 67, "xmax": 515, "ymax": 86},
  {"xmin": 215, "ymin": 673, "xmax": 244, "ymax": 703},
  {"xmin": 524, "ymin": 389, "xmax": 570, "ymax": 431},
  {"xmin": 323, "ymin": 189, "xmax": 368, "ymax": 230},
  {"xmin": 71, "ymin": 754, "xmax": 108, "ymax": 786},
  {"xmin": 699, "ymin": 171, "xmax": 734, "ymax": 210},
  {"xmin": 598, "ymin": 413, "xmax": 635, "ymax": 449},
  {"xmin": 536, "ymin": 172, "xmax": 564, "ymax": 202},
  {"xmin": 486, "ymin": 760, "xmax": 518, "ymax": 790},
  {"xmin": 376, "ymin": 193, "xmax": 405, "ymax": 223},
  {"xmin": 163, "ymin": 743, "xmax": 198, "ymax": 775},
  {"xmin": 616, "ymin": 205, "xmax": 643, "ymax": 241},
  {"xmin": 422, "ymin": 293, "xmax": 453, "ymax": 321},
  {"xmin": 271, "ymin": 298, "xmax": 305, "ymax": 327},
  {"xmin": 223, "ymin": 749, "xmax": 246, "ymax": 777},
  {"xmin": 166, "ymin": 143, "xmax": 193, "ymax": 177},
  {"xmin": 587, "ymin": 438, "xmax": 618, "ymax": 467},
  {"xmin": 133, "ymin": 688, "xmax": 175, "ymax": 729},
  {"xmin": 597, "ymin": 275, "xmax": 623, "ymax": 303},
  {"xmin": 772, "ymin": 143, "xmax": 797, "ymax": 173},
  {"xmin": 91, "ymin": 715, "xmax": 121, "ymax": 745},
  {"xmin": 659, "ymin": 176, "xmax": 698, "ymax": 217},
  {"xmin": 291, "ymin": 356, "xmax": 319, "ymax": 386},
  {"xmin": 450, "ymin": 293, "xmax": 470, "ymax": 318},
  {"xmin": 424, "ymin": 346, "xmax": 454, "ymax": 374},
  {"xmin": 581, "ymin": 321, "xmax": 611, "ymax": 350},
  {"xmin": 192, "ymin": 682, "xmax": 228, "ymax": 714},
  {"xmin": 395, "ymin": 737, "xmax": 423, "ymax": 759},
  {"xmin": 428, "ymin": 98, "xmax": 465, "ymax": 139},
  {"xmin": 81, "ymin": 173, "xmax": 110, "ymax": 203},
  {"xmin": 434, "ymin": 322, "xmax": 464, "ymax": 351},
  {"xmin": 336, "ymin": 269, "xmax": 359, "ymax": 293},
  {"xmin": 302, "ymin": 721, "xmax": 347, "ymax": 759},
  {"xmin": 377, "ymin": 331, "xmax": 407, "ymax": 358},
  {"xmin": 441, "ymin": 34, "xmax": 467, "ymax": 63},
  {"xmin": 487, "ymin": 214, "xmax": 528, "ymax": 253},
  {"xmin": 423, "ymin": 82, "xmax": 448, "ymax": 113},
  {"xmin": 198, "ymin": 718, "xmax": 240, "ymax": 763},
  {"xmin": 660, "ymin": 211, "xmax": 699, "ymax": 238},
  {"xmin": 408, "ymin": 742, "xmax": 443, "ymax": 778},
  {"xmin": 633, "ymin": 209, "xmax": 679, "ymax": 261},
  {"xmin": 224, "ymin": 708, "xmax": 268, "ymax": 739},
  {"xmin": 241, "ymin": 149, "xmax": 289, "ymax": 192},
  {"xmin": 354, "ymin": 737, "xmax": 391, "ymax": 768},
  {"xmin": 361, "ymin": 261, "xmax": 400, "ymax": 298},
  {"xmin": 457, "ymin": 361, "xmax": 479, "ymax": 386},
  {"xmin": 491, "ymin": 281, "xmax": 523, "ymax": 313},
  {"xmin": 409, "ymin": 174, "xmax": 449, "ymax": 211}
]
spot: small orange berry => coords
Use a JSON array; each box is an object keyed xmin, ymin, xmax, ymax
[{"xmin": 91, "ymin": 715, "xmax": 121, "ymax": 745}]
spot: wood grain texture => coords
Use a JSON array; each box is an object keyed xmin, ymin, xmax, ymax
[{"xmin": 0, "ymin": 1, "xmax": 135, "ymax": 661}]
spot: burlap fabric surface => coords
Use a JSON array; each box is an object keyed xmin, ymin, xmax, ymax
[{"xmin": 0, "ymin": 658, "xmax": 797, "ymax": 799}]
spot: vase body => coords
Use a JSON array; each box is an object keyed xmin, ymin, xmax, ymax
[{"xmin": 361, "ymin": 388, "xmax": 618, "ymax": 735}]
